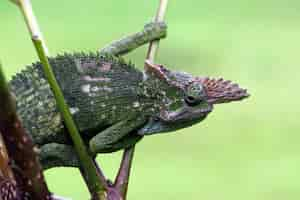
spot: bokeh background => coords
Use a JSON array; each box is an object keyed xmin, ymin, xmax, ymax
[{"xmin": 1, "ymin": 0, "xmax": 300, "ymax": 199}]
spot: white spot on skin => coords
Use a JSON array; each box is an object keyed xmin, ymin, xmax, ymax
[
  {"xmin": 88, "ymin": 93, "xmax": 97, "ymax": 97},
  {"xmin": 70, "ymin": 107, "xmax": 80, "ymax": 114},
  {"xmin": 37, "ymin": 101, "xmax": 43, "ymax": 107},
  {"xmin": 101, "ymin": 114, "xmax": 106, "ymax": 119},
  {"xmin": 112, "ymin": 106, "xmax": 117, "ymax": 110},
  {"xmin": 83, "ymin": 76, "xmax": 111, "ymax": 82},
  {"xmin": 133, "ymin": 101, "xmax": 140, "ymax": 108},
  {"xmin": 100, "ymin": 62, "xmax": 112, "ymax": 72},
  {"xmin": 91, "ymin": 86, "xmax": 113, "ymax": 93},
  {"xmin": 81, "ymin": 84, "xmax": 91, "ymax": 93},
  {"xmin": 103, "ymin": 86, "xmax": 113, "ymax": 92},
  {"xmin": 91, "ymin": 86, "xmax": 99, "ymax": 92},
  {"xmin": 100, "ymin": 103, "xmax": 106, "ymax": 108}
]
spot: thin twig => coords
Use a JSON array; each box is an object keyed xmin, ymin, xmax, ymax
[
  {"xmin": 100, "ymin": 22, "xmax": 167, "ymax": 56},
  {"xmin": 113, "ymin": 147, "xmax": 135, "ymax": 199},
  {"xmin": 15, "ymin": 0, "xmax": 49, "ymax": 55},
  {"xmin": 146, "ymin": 0, "xmax": 169, "ymax": 64}
]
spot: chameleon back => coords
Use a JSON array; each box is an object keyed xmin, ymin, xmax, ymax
[{"xmin": 9, "ymin": 53, "xmax": 145, "ymax": 146}]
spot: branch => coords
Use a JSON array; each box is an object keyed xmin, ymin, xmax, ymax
[
  {"xmin": 0, "ymin": 80, "xmax": 15, "ymax": 183},
  {"xmin": 146, "ymin": 0, "xmax": 169, "ymax": 64},
  {"xmin": 99, "ymin": 22, "xmax": 167, "ymax": 56},
  {"xmin": 113, "ymin": 147, "xmax": 135, "ymax": 198},
  {"xmin": 0, "ymin": 62, "xmax": 53, "ymax": 199},
  {"xmin": 0, "ymin": 131, "xmax": 20, "ymax": 200}
]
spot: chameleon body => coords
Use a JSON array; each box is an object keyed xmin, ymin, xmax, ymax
[{"xmin": 9, "ymin": 53, "xmax": 249, "ymax": 169}]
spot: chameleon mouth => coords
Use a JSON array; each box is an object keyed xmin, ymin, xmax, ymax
[
  {"xmin": 159, "ymin": 102, "xmax": 213, "ymax": 123},
  {"xmin": 137, "ymin": 102, "xmax": 213, "ymax": 136}
]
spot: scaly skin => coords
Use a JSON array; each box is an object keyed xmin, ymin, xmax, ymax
[
  {"xmin": 10, "ymin": 53, "xmax": 154, "ymax": 149},
  {"xmin": 9, "ymin": 53, "xmax": 249, "ymax": 169}
]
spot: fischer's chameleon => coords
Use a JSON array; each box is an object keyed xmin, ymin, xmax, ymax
[{"xmin": 9, "ymin": 53, "xmax": 249, "ymax": 169}]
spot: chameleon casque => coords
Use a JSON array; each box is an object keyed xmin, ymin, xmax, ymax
[{"xmin": 9, "ymin": 53, "xmax": 249, "ymax": 169}]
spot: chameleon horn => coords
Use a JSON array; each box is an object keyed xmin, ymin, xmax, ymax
[
  {"xmin": 195, "ymin": 77, "xmax": 250, "ymax": 104},
  {"xmin": 144, "ymin": 59, "xmax": 170, "ymax": 81}
]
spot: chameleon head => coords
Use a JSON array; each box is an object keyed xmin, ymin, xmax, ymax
[{"xmin": 138, "ymin": 61, "xmax": 249, "ymax": 135}]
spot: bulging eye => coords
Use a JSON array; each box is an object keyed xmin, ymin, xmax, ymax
[
  {"xmin": 185, "ymin": 95, "xmax": 196, "ymax": 104},
  {"xmin": 184, "ymin": 82, "xmax": 207, "ymax": 106},
  {"xmin": 184, "ymin": 95, "xmax": 199, "ymax": 106}
]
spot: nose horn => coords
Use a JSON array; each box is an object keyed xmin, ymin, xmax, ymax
[{"xmin": 195, "ymin": 77, "xmax": 249, "ymax": 104}]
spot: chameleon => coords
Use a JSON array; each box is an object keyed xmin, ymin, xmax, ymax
[{"xmin": 9, "ymin": 52, "xmax": 249, "ymax": 169}]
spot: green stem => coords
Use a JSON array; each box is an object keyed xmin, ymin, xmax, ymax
[{"xmin": 32, "ymin": 38, "xmax": 107, "ymax": 197}]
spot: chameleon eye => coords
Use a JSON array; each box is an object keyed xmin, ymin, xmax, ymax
[
  {"xmin": 185, "ymin": 95, "xmax": 197, "ymax": 105},
  {"xmin": 184, "ymin": 83, "xmax": 207, "ymax": 106}
]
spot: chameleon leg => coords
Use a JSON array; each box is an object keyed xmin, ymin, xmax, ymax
[
  {"xmin": 39, "ymin": 143, "xmax": 80, "ymax": 170},
  {"xmin": 89, "ymin": 117, "xmax": 146, "ymax": 154},
  {"xmin": 113, "ymin": 146, "xmax": 135, "ymax": 199}
]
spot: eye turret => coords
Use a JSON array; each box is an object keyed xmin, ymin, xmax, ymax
[{"xmin": 184, "ymin": 83, "xmax": 207, "ymax": 106}]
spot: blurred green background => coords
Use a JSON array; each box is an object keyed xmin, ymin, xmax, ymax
[{"xmin": 1, "ymin": 0, "xmax": 300, "ymax": 199}]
